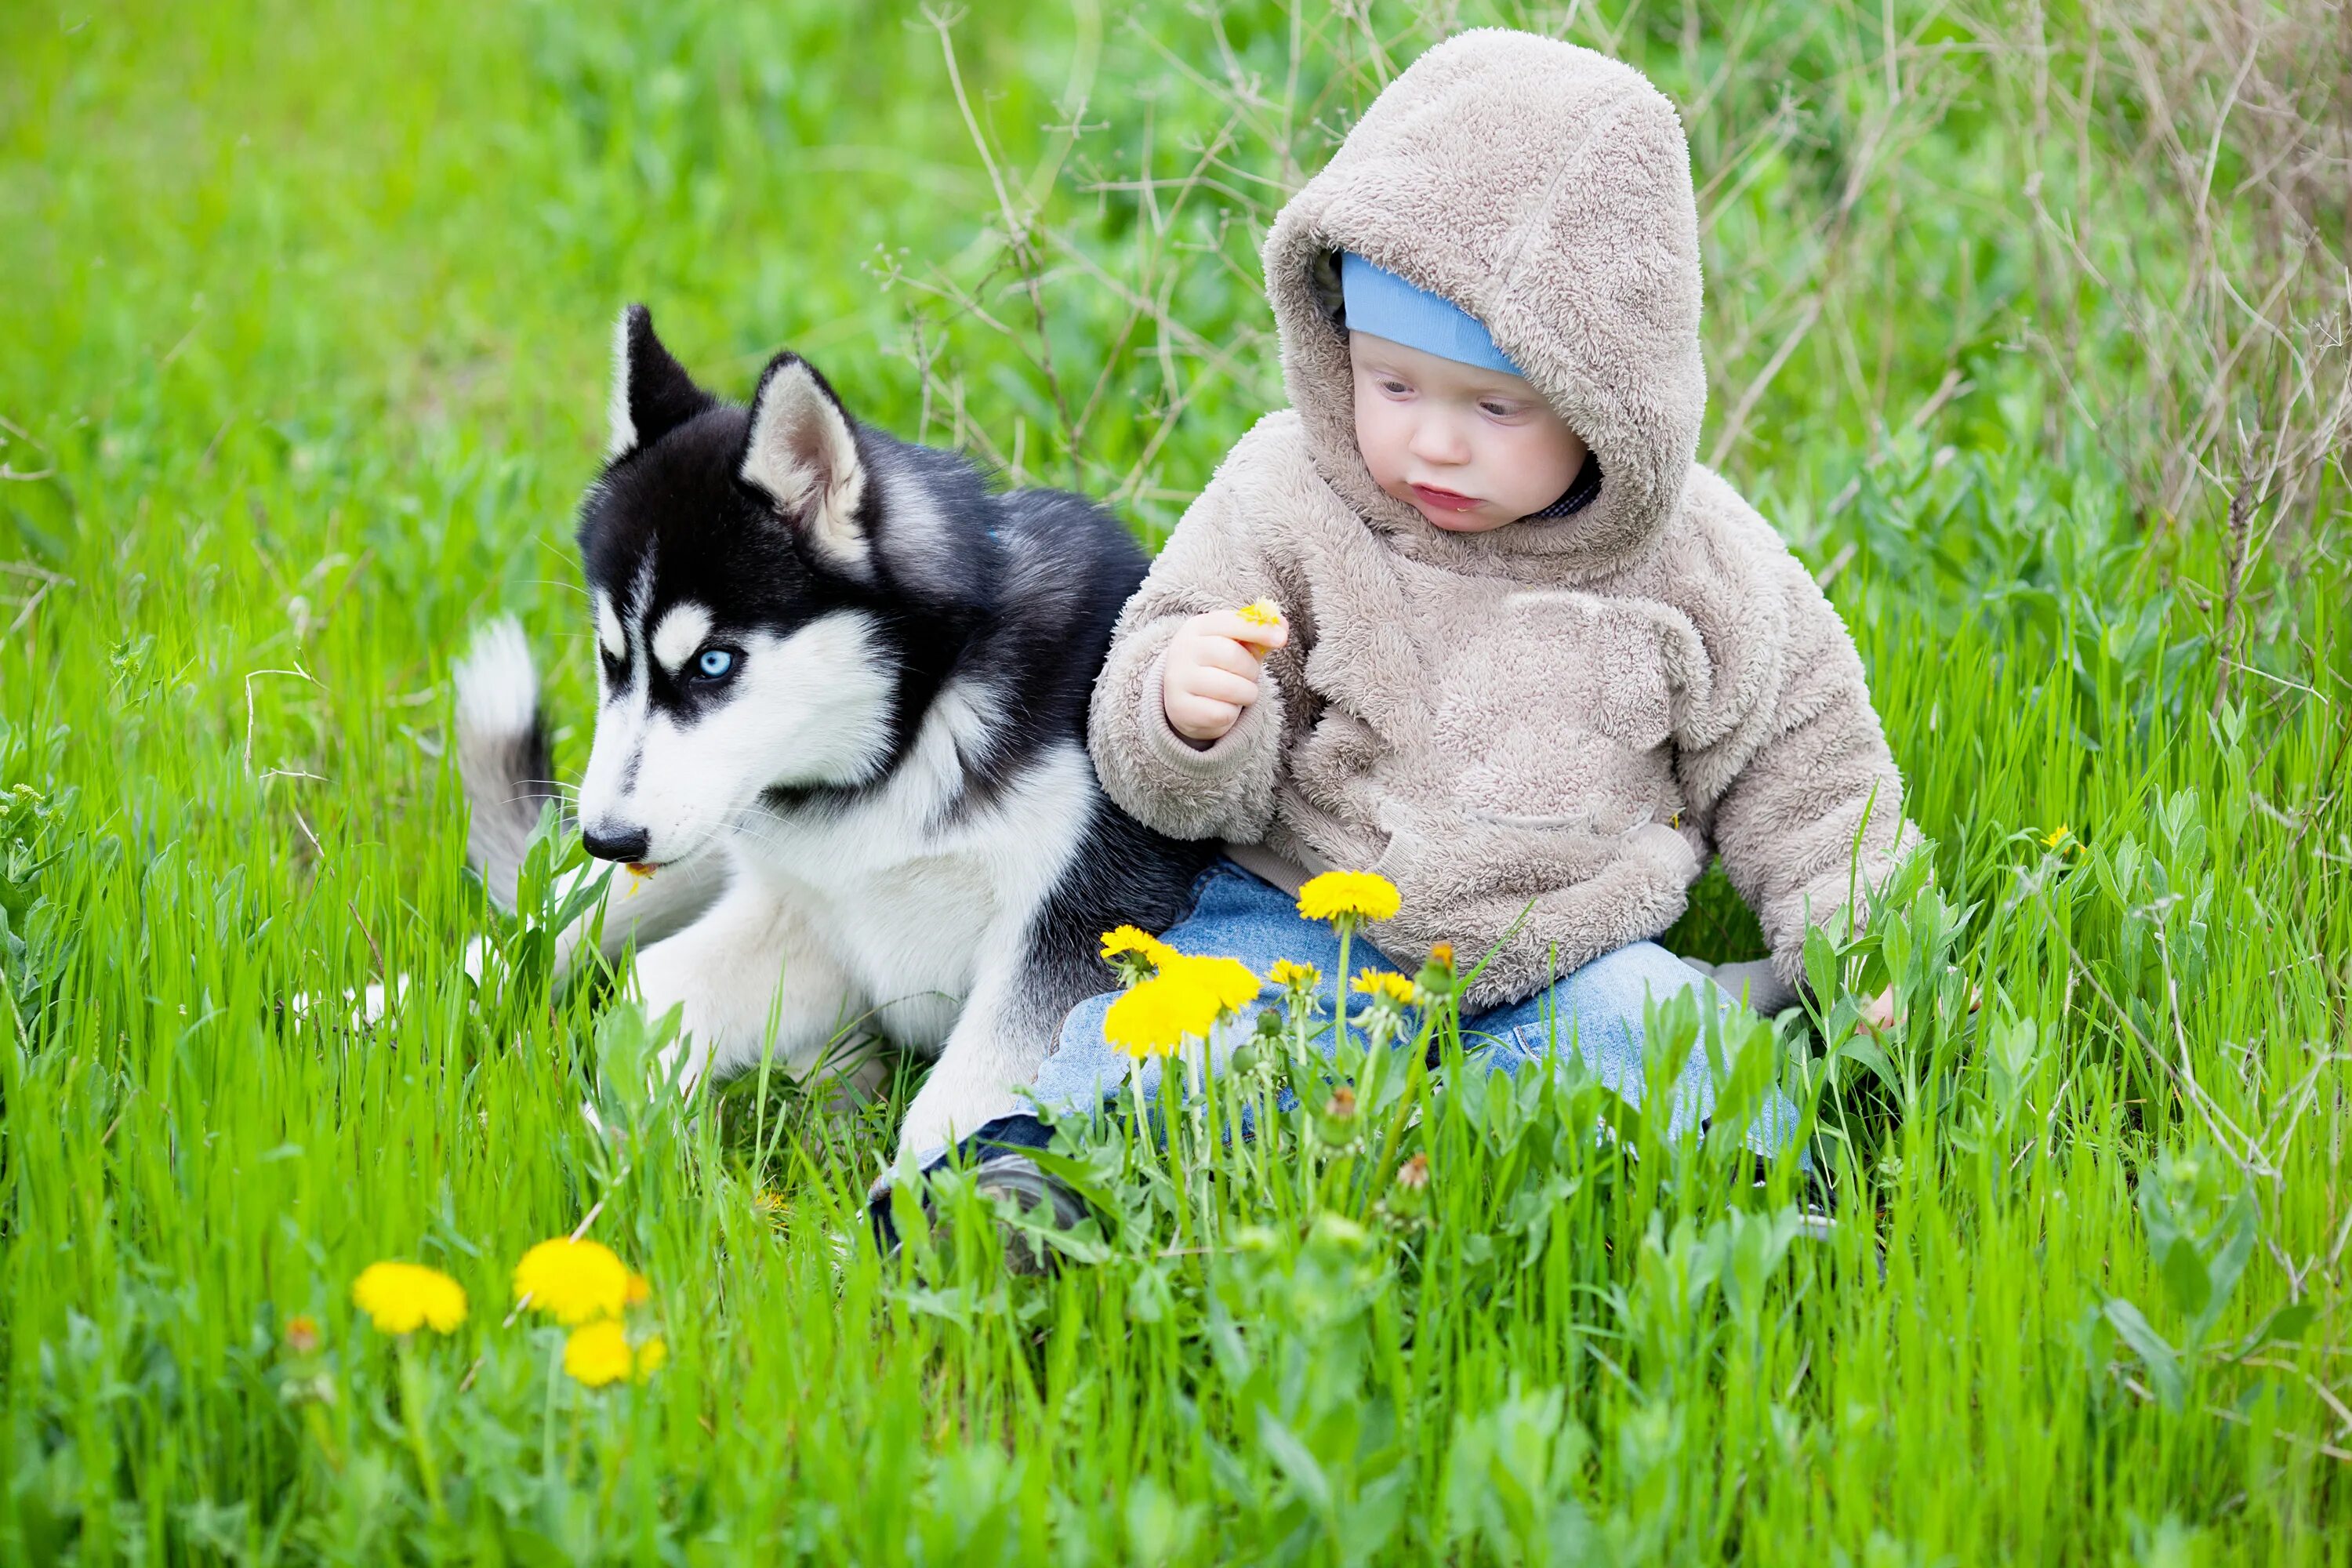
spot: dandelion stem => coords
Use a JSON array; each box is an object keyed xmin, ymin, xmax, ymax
[{"xmin": 397, "ymin": 1339, "xmax": 446, "ymax": 1519}]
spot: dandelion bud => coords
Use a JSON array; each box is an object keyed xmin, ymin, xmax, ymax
[
  {"xmin": 1327, "ymin": 1085, "xmax": 1358, "ymax": 1120},
  {"xmin": 1396, "ymin": 1151, "xmax": 1430, "ymax": 1189}
]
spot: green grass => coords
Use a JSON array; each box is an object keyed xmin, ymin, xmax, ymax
[{"xmin": 3, "ymin": 0, "xmax": 2348, "ymax": 1560}]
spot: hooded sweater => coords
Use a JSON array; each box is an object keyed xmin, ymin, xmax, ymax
[{"xmin": 1087, "ymin": 29, "xmax": 1918, "ymax": 1009}]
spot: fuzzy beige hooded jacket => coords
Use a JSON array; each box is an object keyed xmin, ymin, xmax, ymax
[{"xmin": 1088, "ymin": 29, "xmax": 1918, "ymax": 1010}]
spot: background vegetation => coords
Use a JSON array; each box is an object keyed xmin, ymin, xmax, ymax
[{"xmin": 2, "ymin": 0, "xmax": 2347, "ymax": 1559}]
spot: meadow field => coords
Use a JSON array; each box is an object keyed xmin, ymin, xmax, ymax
[{"xmin": 3, "ymin": 0, "xmax": 2348, "ymax": 1559}]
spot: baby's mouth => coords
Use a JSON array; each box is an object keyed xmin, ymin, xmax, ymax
[{"xmin": 1410, "ymin": 482, "xmax": 1483, "ymax": 514}]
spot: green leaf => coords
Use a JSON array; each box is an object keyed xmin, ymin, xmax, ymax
[
  {"xmin": 1833, "ymin": 1033, "xmax": 1903, "ymax": 1098},
  {"xmin": 2249, "ymin": 1299, "xmax": 2316, "ymax": 1349},
  {"xmin": 1255, "ymin": 1410, "xmax": 1334, "ymax": 1515},
  {"xmin": 2195, "ymin": 1190, "xmax": 2259, "ymax": 1340},
  {"xmin": 1335, "ymin": 1468, "xmax": 1410, "ymax": 1567},
  {"xmin": 2103, "ymin": 1298, "xmax": 2184, "ymax": 1408},
  {"xmin": 1802, "ymin": 924, "xmax": 1838, "ymax": 1014},
  {"xmin": 2158, "ymin": 1236, "xmax": 2212, "ymax": 1323}
]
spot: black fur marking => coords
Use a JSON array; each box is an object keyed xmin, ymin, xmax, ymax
[
  {"xmin": 615, "ymin": 304, "xmax": 717, "ymax": 458},
  {"xmin": 1017, "ymin": 797, "xmax": 1210, "ymax": 1026}
]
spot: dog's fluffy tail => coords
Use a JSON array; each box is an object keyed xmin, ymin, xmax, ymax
[{"xmin": 453, "ymin": 616, "xmax": 561, "ymax": 910}]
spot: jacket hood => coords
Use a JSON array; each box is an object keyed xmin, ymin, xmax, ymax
[{"xmin": 1264, "ymin": 30, "xmax": 1707, "ymax": 580}]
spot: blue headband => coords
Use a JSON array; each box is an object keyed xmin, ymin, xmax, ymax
[{"xmin": 1338, "ymin": 252, "xmax": 1523, "ymax": 377}]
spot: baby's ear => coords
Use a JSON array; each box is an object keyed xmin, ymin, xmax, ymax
[
  {"xmin": 739, "ymin": 353, "xmax": 870, "ymax": 579},
  {"xmin": 606, "ymin": 304, "xmax": 714, "ymax": 459}
]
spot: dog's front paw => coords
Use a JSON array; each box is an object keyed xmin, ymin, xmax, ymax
[
  {"xmin": 895, "ymin": 1076, "xmax": 1022, "ymax": 1171},
  {"xmin": 891, "ymin": 1097, "xmax": 961, "ymax": 1172}
]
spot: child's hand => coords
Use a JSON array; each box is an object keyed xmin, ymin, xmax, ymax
[
  {"xmin": 1163, "ymin": 604, "xmax": 1289, "ymax": 743},
  {"xmin": 1860, "ymin": 981, "xmax": 1983, "ymax": 1033}
]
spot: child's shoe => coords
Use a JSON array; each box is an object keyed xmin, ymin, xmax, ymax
[{"xmin": 870, "ymin": 1114, "xmax": 1088, "ymax": 1275}]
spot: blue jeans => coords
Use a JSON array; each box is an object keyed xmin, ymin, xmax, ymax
[{"xmin": 1022, "ymin": 859, "xmax": 1798, "ymax": 1154}]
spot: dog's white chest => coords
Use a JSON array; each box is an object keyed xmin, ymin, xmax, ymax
[{"xmin": 726, "ymin": 738, "xmax": 1098, "ymax": 1053}]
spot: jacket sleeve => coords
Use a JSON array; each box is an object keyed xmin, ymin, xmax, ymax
[
  {"xmin": 1688, "ymin": 550, "xmax": 1921, "ymax": 988},
  {"xmin": 1087, "ymin": 455, "xmax": 1298, "ymax": 843}
]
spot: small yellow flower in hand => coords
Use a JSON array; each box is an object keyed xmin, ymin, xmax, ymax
[
  {"xmin": 1236, "ymin": 599, "xmax": 1285, "ymax": 628},
  {"xmin": 351, "ymin": 1261, "xmax": 468, "ymax": 1336}
]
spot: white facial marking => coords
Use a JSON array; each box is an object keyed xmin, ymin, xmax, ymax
[
  {"xmin": 593, "ymin": 592, "xmax": 626, "ymax": 662},
  {"xmin": 575, "ymin": 610, "xmax": 895, "ymax": 865},
  {"xmin": 650, "ymin": 602, "xmax": 714, "ymax": 673}
]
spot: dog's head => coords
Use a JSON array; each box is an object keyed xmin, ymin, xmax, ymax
[{"xmin": 572, "ymin": 306, "xmax": 940, "ymax": 869}]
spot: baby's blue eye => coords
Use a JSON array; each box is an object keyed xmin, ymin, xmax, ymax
[{"xmin": 693, "ymin": 648, "xmax": 736, "ymax": 681}]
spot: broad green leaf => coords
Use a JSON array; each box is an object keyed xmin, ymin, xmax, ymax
[{"xmin": 2103, "ymin": 1298, "xmax": 2185, "ymax": 1408}]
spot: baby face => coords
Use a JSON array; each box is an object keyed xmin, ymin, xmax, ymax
[{"xmin": 1349, "ymin": 332, "xmax": 1589, "ymax": 533}]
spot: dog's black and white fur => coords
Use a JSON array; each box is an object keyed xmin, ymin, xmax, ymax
[{"xmin": 455, "ymin": 307, "xmax": 1208, "ymax": 1159}]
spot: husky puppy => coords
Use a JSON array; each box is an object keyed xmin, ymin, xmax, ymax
[{"xmin": 455, "ymin": 307, "xmax": 1210, "ymax": 1160}]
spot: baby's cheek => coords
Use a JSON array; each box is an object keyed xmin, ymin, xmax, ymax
[
  {"xmin": 1352, "ymin": 396, "xmax": 1410, "ymax": 491},
  {"xmin": 1484, "ymin": 423, "xmax": 1584, "ymax": 514}
]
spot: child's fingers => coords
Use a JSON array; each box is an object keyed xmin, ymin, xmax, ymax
[
  {"xmin": 1165, "ymin": 692, "xmax": 1243, "ymax": 742},
  {"xmin": 1189, "ymin": 636, "xmax": 1269, "ymax": 681},
  {"xmin": 1178, "ymin": 666, "xmax": 1261, "ymax": 708},
  {"xmin": 1192, "ymin": 608, "xmax": 1290, "ymax": 654}
]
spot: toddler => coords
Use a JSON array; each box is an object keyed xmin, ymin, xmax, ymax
[{"xmin": 920, "ymin": 31, "xmax": 1916, "ymax": 1199}]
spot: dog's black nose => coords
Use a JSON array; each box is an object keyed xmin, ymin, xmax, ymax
[{"xmin": 581, "ymin": 826, "xmax": 651, "ymax": 863}]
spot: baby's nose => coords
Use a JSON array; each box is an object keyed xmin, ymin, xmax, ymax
[{"xmin": 1408, "ymin": 414, "xmax": 1472, "ymax": 464}]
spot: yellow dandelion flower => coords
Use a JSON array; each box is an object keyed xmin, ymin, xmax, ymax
[
  {"xmin": 1167, "ymin": 953, "xmax": 1261, "ymax": 1014},
  {"xmin": 561, "ymin": 1321, "xmax": 666, "ymax": 1387},
  {"xmin": 624, "ymin": 1272, "xmax": 652, "ymax": 1307},
  {"xmin": 1268, "ymin": 958, "xmax": 1322, "ymax": 990},
  {"xmin": 2042, "ymin": 824, "xmax": 2071, "ymax": 851},
  {"xmin": 1104, "ymin": 982, "xmax": 1189, "ymax": 1059},
  {"xmin": 350, "ymin": 1261, "xmax": 468, "ymax": 1335},
  {"xmin": 1297, "ymin": 870, "xmax": 1400, "ymax": 924},
  {"xmin": 1428, "ymin": 942, "xmax": 1454, "ymax": 970},
  {"xmin": 1351, "ymin": 969, "xmax": 1417, "ymax": 1007},
  {"xmin": 1103, "ymin": 954, "xmax": 1262, "ymax": 1060},
  {"xmin": 513, "ymin": 1237, "xmax": 631, "ymax": 1326},
  {"xmin": 561, "ymin": 1319, "xmax": 635, "ymax": 1388},
  {"xmin": 1236, "ymin": 599, "xmax": 1285, "ymax": 628},
  {"xmin": 1099, "ymin": 924, "xmax": 1178, "ymax": 966}
]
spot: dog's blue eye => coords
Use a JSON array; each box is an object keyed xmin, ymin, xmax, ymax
[{"xmin": 693, "ymin": 648, "xmax": 736, "ymax": 681}]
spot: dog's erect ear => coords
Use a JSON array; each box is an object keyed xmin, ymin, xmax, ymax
[
  {"xmin": 739, "ymin": 353, "xmax": 870, "ymax": 577},
  {"xmin": 606, "ymin": 304, "xmax": 714, "ymax": 459}
]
